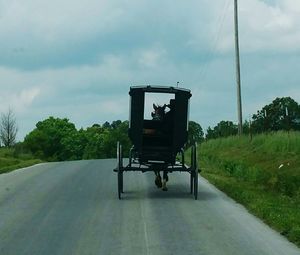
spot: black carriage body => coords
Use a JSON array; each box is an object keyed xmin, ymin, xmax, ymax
[{"xmin": 128, "ymin": 86, "xmax": 192, "ymax": 164}]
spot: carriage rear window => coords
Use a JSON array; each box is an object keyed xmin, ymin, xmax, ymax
[{"xmin": 144, "ymin": 93, "xmax": 175, "ymax": 120}]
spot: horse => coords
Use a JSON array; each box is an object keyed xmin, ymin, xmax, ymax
[
  {"xmin": 151, "ymin": 103, "xmax": 169, "ymax": 191},
  {"xmin": 151, "ymin": 103, "xmax": 166, "ymax": 121}
]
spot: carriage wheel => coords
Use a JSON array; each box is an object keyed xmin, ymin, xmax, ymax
[
  {"xmin": 193, "ymin": 144, "xmax": 198, "ymax": 200},
  {"xmin": 118, "ymin": 171, "xmax": 123, "ymax": 199},
  {"xmin": 194, "ymin": 168, "xmax": 198, "ymax": 200},
  {"xmin": 129, "ymin": 146, "xmax": 134, "ymax": 167},
  {"xmin": 190, "ymin": 146, "xmax": 194, "ymax": 194},
  {"xmin": 190, "ymin": 172, "xmax": 194, "ymax": 194},
  {"xmin": 117, "ymin": 142, "xmax": 124, "ymax": 199}
]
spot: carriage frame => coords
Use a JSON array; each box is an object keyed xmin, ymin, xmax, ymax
[{"xmin": 114, "ymin": 85, "xmax": 199, "ymax": 199}]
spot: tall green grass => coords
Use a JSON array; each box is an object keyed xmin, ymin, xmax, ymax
[
  {"xmin": 0, "ymin": 147, "xmax": 43, "ymax": 174},
  {"xmin": 197, "ymin": 131, "xmax": 300, "ymax": 246},
  {"xmin": 202, "ymin": 131, "xmax": 300, "ymax": 154}
]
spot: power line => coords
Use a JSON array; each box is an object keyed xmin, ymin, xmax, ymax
[{"xmin": 199, "ymin": 0, "xmax": 232, "ymax": 81}]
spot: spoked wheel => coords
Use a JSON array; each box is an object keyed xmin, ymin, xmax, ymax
[
  {"xmin": 190, "ymin": 146, "xmax": 195, "ymax": 194},
  {"xmin": 128, "ymin": 146, "xmax": 134, "ymax": 167},
  {"xmin": 191, "ymin": 144, "xmax": 198, "ymax": 200},
  {"xmin": 117, "ymin": 142, "xmax": 123, "ymax": 199},
  {"xmin": 190, "ymin": 172, "xmax": 194, "ymax": 194},
  {"xmin": 194, "ymin": 167, "xmax": 198, "ymax": 200},
  {"xmin": 118, "ymin": 171, "xmax": 123, "ymax": 199}
]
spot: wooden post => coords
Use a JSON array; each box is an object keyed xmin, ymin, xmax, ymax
[{"xmin": 234, "ymin": 0, "xmax": 243, "ymax": 135}]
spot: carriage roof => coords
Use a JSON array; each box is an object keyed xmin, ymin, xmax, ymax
[{"xmin": 129, "ymin": 85, "xmax": 191, "ymax": 97}]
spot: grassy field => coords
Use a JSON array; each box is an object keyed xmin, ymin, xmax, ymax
[
  {"xmin": 0, "ymin": 147, "xmax": 43, "ymax": 174},
  {"xmin": 196, "ymin": 131, "xmax": 300, "ymax": 247}
]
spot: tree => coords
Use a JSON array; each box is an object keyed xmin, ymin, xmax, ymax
[
  {"xmin": 60, "ymin": 129, "xmax": 88, "ymax": 160},
  {"xmin": 251, "ymin": 97, "xmax": 300, "ymax": 133},
  {"xmin": 82, "ymin": 125, "xmax": 106, "ymax": 159},
  {"xmin": 102, "ymin": 121, "xmax": 111, "ymax": 129},
  {"xmin": 24, "ymin": 117, "xmax": 77, "ymax": 160},
  {"xmin": 111, "ymin": 120, "xmax": 122, "ymax": 129},
  {"xmin": 206, "ymin": 126, "xmax": 217, "ymax": 140},
  {"xmin": 102, "ymin": 121, "xmax": 131, "ymax": 157},
  {"xmin": 206, "ymin": 121, "xmax": 238, "ymax": 140},
  {"xmin": 23, "ymin": 117, "xmax": 131, "ymax": 161},
  {"xmin": 187, "ymin": 121, "xmax": 204, "ymax": 146},
  {"xmin": 0, "ymin": 108, "xmax": 18, "ymax": 147}
]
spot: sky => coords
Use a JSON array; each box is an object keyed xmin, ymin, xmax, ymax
[{"xmin": 1, "ymin": 0, "xmax": 300, "ymax": 140}]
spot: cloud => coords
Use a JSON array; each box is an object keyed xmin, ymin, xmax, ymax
[
  {"xmin": 0, "ymin": 0, "xmax": 299, "ymax": 140},
  {"xmin": 0, "ymin": 0, "xmax": 126, "ymax": 69},
  {"xmin": 138, "ymin": 47, "xmax": 167, "ymax": 68},
  {"xmin": 214, "ymin": 0, "xmax": 300, "ymax": 53},
  {"xmin": 0, "ymin": 87, "xmax": 40, "ymax": 113},
  {"xmin": 13, "ymin": 88, "xmax": 41, "ymax": 112},
  {"xmin": 98, "ymin": 98, "xmax": 128, "ymax": 116},
  {"xmin": 2, "ymin": 0, "xmax": 299, "ymax": 70}
]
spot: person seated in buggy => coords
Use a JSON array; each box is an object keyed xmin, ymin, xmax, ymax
[{"xmin": 151, "ymin": 99, "xmax": 175, "ymax": 191}]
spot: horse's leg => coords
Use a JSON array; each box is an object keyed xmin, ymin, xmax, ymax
[
  {"xmin": 162, "ymin": 171, "xmax": 168, "ymax": 191},
  {"xmin": 154, "ymin": 171, "xmax": 162, "ymax": 188}
]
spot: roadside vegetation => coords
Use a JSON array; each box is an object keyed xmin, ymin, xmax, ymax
[
  {"xmin": 0, "ymin": 109, "xmax": 42, "ymax": 174},
  {"xmin": 186, "ymin": 96, "xmax": 300, "ymax": 246},
  {"xmin": 23, "ymin": 117, "xmax": 132, "ymax": 161},
  {"xmin": 0, "ymin": 146, "xmax": 42, "ymax": 174},
  {"xmin": 198, "ymin": 131, "xmax": 300, "ymax": 246},
  {"xmin": 0, "ymin": 117, "xmax": 203, "ymax": 173},
  {"xmin": 22, "ymin": 117, "xmax": 204, "ymax": 162}
]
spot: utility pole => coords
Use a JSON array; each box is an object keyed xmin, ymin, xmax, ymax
[{"xmin": 234, "ymin": 0, "xmax": 243, "ymax": 135}]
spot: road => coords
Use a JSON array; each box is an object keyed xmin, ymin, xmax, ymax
[{"xmin": 0, "ymin": 159, "xmax": 299, "ymax": 255}]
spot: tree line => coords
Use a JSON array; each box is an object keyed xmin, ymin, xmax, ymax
[
  {"xmin": 18, "ymin": 118, "xmax": 203, "ymax": 161},
  {"xmin": 0, "ymin": 108, "xmax": 204, "ymax": 161},
  {"xmin": 1, "ymin": 96, "xmax": 299, "ymax": 161},
  {"xmin": 206, "ymin": 97, "xmax": 300, "ymax": 139},
  {"xmin": 22, "ymin": 118, "xmax": 132, "ymax": 161}
]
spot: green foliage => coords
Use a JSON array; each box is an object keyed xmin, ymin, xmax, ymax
[
  {"xmin": 82, "ymin": 121, "xmax": 131, "ymax": 159},
  {"xmin": 198, "ymin": 131, "xmax": 300, "ymax": 246},
  {"xmin": 101, "ymin": 121, "xmax": 131, "ymax": 158},
  {"xmin": 206, "ymin": 120, "xmax": 238, "ymax": 139},
  {"xmin": 60, "ymin": 129, "xmax": 88, "ymax": 160},
  {"xmin": 187, "ymin": 121, "xmax": 204, "ymax": 146},
  {"xmin": 82, "ymin": 126, "xmax": 105, "ymax": 159},
  {"xmin": 205, "ymin": 97, "xmax": 300, "ymax": 140},
  {"xmin": 23, "ymin": 117, "xmax": 131, "ymax": 161},
  {"xmin": 102, "ymin": 121, "xmax": 111, "ymax": 129},
  {"xmin": 251, "ymin": 97, "xmax": 300, "ymax": 133},
  {"xmin": 0, "ymin": 147, "xmax": 43, "ymax": 174},
  {"xmin": 24, "ymin": 117, "xmax": 77, "ymax": 161},
  {"xmin": 0, "ymin": 117, "xmax": 131, "ymax": 173}
]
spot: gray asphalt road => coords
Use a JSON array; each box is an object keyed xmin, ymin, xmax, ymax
[{"xmin": 0, "ymin": 159, "xmax": 299, "ymax": 255}]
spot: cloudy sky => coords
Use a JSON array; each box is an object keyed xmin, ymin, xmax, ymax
[{"xmin": 1, "ymin": 0, "xmax": 300, "ymax": 140}]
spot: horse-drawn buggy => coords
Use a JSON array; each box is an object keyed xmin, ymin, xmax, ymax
[{"xmin": 114, "ymin": 85, "xmax": 199, "ymax": 199}]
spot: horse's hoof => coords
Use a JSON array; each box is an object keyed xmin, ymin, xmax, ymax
[
  {"xmin": 155, "ymin": 176, "xmax": 162, "ymax": 188},
  {"xmin": 162, "ymin": 180, "xmax": 168, "ymax": 191}
]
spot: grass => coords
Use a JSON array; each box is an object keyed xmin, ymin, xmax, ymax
[
  {"xmin": 192, "ymin": 131, "xmax": 300, "ymax": 247},
  {"xmin": 0, "ymin": 147, "xmax": 43, "ymax": 174}
]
